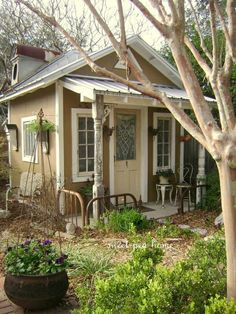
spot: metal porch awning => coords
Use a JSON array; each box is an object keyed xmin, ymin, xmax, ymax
[{"xmin": 61, "ymin": 74, "xmax": 215, "ymax": 108}]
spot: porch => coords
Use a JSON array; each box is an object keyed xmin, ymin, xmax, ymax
[
  {"xmin": 61, "ymin": 75, "xmax": 208, "ymax": 211},
  {"xmin": 64, "ymin": 202, "xmax": 180, "ymax": 229}
]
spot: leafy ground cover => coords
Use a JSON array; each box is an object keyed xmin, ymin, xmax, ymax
[{"xmin": 0, "ymin": 202, "xmax": 226, "ymax": 313}]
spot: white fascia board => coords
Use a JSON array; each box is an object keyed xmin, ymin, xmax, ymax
[
  {"xmin": 62, "ymin": 78, "xmax": 95, "ymax": 101},
  {"xmin": 0, "ymin": 81, "xmax": 49, "ymax": 103},
  {"xmin": 0, "ymin": 47, "xmax": 115, "ymax": 104},
  {"xmin": 129, "ymin": 39, "xmax": 183, "ymax": 88},
  {"xmin": 0, "ymin": 36, "xmax": 181, "ymax": 103}
]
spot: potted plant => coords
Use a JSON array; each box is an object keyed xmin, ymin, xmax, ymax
[
  {"xmin": 27, "ymin": 114, "xmax": 56, "ymax": 154},
  {"xmin": 156, "ymin": 168, "xmax": 173, "ymax": 184},
  {"xmin": 4, "ymin": 239, "xmax": 69, "ymax": 310}
]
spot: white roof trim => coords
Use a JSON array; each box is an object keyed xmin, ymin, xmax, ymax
[
  {"xmin": 0, "ymin": 36, "xmax": 183, "ymax": 103},
  {"xmin": 61, "ymin": 75, "xmax": 216, "ymax": 108}
]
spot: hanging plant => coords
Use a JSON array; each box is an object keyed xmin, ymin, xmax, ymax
[{"xmin": 27, "ymin": 119, "xmax": 56, "ymax": 133}]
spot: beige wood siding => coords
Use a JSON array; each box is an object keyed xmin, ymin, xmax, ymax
[
  {"xmin": 10, "ymin": 85, "xmax": 56, "ymax": 185},
  {"xmin": 148, "ymin": 107, "xmax": 180, "ymax": 202},
  {"xmin": 63, "ymin": 88, "xmax": 110, "ymax": 193},
  {"xmin": 72, "ymin": 50, "xmax": 176, "ymax": 86}
]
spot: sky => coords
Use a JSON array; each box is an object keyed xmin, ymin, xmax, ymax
[{"xmin": 35, "ymin": 0, "xmax": 164, "ymax": 51}]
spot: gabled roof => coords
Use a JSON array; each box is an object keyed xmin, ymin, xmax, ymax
[{"xmin": 0, "ymin": 36, "xmax": 183, "ymax": 103}]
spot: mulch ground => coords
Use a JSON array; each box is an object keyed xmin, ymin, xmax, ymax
[{"xmin": 0, "ymin": 196, "xmax": 220, "ymax": 312}]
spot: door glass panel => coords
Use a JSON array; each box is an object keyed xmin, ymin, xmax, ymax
[{"xmin": 116, "ymin": 113, "xmax": 136, "ymax": 160}]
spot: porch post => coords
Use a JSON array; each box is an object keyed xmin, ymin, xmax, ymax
[
  {"xmin": 92, "ymin": 95, "xmax": 104, "ymax": 220},
  {"xmin": 196, "ymin": 144, "xmax": 206, "ymax": 205}
]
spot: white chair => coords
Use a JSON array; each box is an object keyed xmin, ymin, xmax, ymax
[{"xmin": 6, "ymin": 172, "xmax": 42, "ymax": 211}]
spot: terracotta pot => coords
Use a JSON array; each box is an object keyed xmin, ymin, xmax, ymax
[{"xmin": 4, "ymin": 270, "xmax": 69, "ymax": 310}]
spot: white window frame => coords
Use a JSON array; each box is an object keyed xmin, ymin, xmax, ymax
[
  {"xmin": 71, "ymin": 108, "xmax": 94, "ymax": 182},
  {"xmin": 21, "ymin": 116, "xmax": 38, "ymax": 163},
  {"xmin": 153, "ymin": 112, "xmax": 176, "ymax": 175}
]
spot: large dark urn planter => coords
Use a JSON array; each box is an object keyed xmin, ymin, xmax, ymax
[{"xmin": 4, "ymin": 270, "xmax": 69, "ymax": 310}]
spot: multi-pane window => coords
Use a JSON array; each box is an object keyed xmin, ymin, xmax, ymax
[
  {"xmin": 156, "ymin": 118, "xmax": 171, "ymax": 169},
  {"xmin": 21, "ymin": 117, "xmax": 37, "ymax": 162},
  {"xmin": 77, "ymin": 116, "xmax": 94, "ymax": 174}
]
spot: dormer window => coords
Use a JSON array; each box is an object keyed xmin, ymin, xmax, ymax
[{"xmin": 12, "ymin": 63, "xmax": 18, "ymax": 82}]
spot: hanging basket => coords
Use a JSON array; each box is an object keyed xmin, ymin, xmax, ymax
[{"xmin": 4, "ymin": 270, "xmax": 69, "ymax": 310}]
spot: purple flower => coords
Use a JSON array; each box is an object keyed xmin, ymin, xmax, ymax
[
  {"xmin": 55, "ymin": 256, "xmax": 65, "ymax": 264},
  {"xmin": 43, "ymin": 240, "xmax": 52, "ymax": 245},
  {"xmin": 24, "ymin": 240, "xmax": 31, "ymax": 245}
]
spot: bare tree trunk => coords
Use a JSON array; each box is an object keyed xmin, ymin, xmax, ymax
[{"xmin": 218, "ymin": 162, "xmax": 236, "ymax": 299}]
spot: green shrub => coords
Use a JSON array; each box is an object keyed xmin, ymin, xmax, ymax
[
  {"xmin": 69, "ymin": 247, "xmax": 114, "ymax": 314},
  {"xmin": 94, "ymin": 246, "xmax": 164, "ymax": 314},
  {"xmin": 132, "ymin": 243, "xmax": 164, "ymax": 265},
  {"xmin": 205, "ymin": 169, "xmax": 221, "ymax": 211},
  {"xmin": 100, "ymin": 208, "xmax": 149, "ymax": 233},
  {"xmin": 85, "ymin": 236, "xmax": 226, "ymax": 314},
  {"xmin": 156, "ymin": 221, "xmax": 194, "ymax": 239},
  {"xmin": 205, "ymin": 295, "xmax": 236, "ymax": 314}
]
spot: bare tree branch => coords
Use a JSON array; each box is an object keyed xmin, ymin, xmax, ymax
[
  {"xmin": 209, "ymin": 1, "xmax": 218, "ymax": 80},
  {"xmin": 187, "ymin": 0, "xmax": 213, "ymax": 64},
  {"xmin": 130, "ymin": 0, "xmax": 171, "ymax": 37},
  {"xmin": 226, "ymin": 0, "xmax": 236, "ymax": 61},
  {"xmin": 167, "ymin": 0, "xmax": 179, "ymax": 25},
  {"xmin": 184, "ymin": 37, "xmax": 211, "ymax": 77},
  {"xmin": 207, "ymin": 0, "xmax": 229, "ymax": 131},
  {"xmin": 16, "ymin": 0, "xmax": 208, "ymax": 149},
  {"xmin": 83, "ymin": 0, "xmax": 121, "ymax": 55},
  {"xmin": 149, "ymin": 0, "xmax": 166, "ymax": 23},
  {"xmin": 117, "ymin": 0, "xmax": 126, "ymax": 52}
]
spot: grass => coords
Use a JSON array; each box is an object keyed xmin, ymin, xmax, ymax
[{"xmin": 66, "ymin": 245, "xmax": 114, "ymax": 278}]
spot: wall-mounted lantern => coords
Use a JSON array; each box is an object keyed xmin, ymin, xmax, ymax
[
  {"xmin": 148, "ymin": 126, "xmax": 159, "ymax": 137},
  {"xmin": 5, "ymin": 124, "xmax": 18, "ymax": 151},
  {"xmin": 103, "ymin": 125, "xmax": 114, "ymax": 137}
]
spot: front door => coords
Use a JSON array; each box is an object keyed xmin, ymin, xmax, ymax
[{"xmin": 114, "ymin": 109, "xmax": 140, "ymax": 200}]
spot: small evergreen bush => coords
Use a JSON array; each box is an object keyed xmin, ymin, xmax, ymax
[
  {"xmin": 100, "ymin": 208, "xmax": 149, "ymax": 233},
  {"xmin": 156, "ymin": 221, "xmax": 194, "ymax": 239},
  {"xmin": 69, "ymin": 247, "xmax": 114, "ymax": 314},
  {"xmin": 205, "ymin": 295, "xmax": 236, "ymax": 314},
  {"xmin": 81, "ymin": 236, "xmax": 226, "ymax": 314}
]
